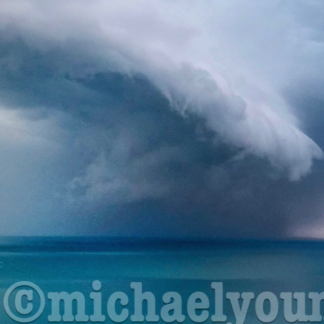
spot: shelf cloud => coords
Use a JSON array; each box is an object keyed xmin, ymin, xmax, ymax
[{"xmin": 0, "ymin": 0, "xmax": 323, "ymax": 238}]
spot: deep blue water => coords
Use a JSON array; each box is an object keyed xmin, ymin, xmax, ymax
[{"xmin": 1, "ymin": 238, "xmax": 324, "ymax": 323}]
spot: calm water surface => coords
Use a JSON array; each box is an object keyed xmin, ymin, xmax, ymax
[{"xmin": 0, "ymin": 238, "xmax": 323, "ymax": 323}]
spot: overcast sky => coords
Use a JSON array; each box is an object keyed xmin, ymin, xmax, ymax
[{"xmin": 0, "ymin": 0, "xmax": 324, "ymax": 239}]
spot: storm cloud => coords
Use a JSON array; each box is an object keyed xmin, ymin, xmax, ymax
[{"xmin": 0, "ymin": 0, "xmax": 324, "ymax": 239}]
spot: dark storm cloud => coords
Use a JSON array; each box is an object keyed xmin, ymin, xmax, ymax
[
  {"xmin": 0, "ymin": 0, "xmax": 323, "ymax": 238},
  {"xmin": 0, "ymin": 35, "xmax": 302, "ymax": 238}
]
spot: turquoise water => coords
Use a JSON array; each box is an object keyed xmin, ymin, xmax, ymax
[{"xmin": 0, "ymin": 238, "xmax": 324, "ymax": 323}]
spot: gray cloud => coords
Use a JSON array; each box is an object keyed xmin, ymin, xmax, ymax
[
  {"xmin": 0, "ymin": 0, "xmax": 323, "ymax": 238},
  {"xmin": 1, "ymin": 0, "xmax": 323, "ymax": 179}
]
